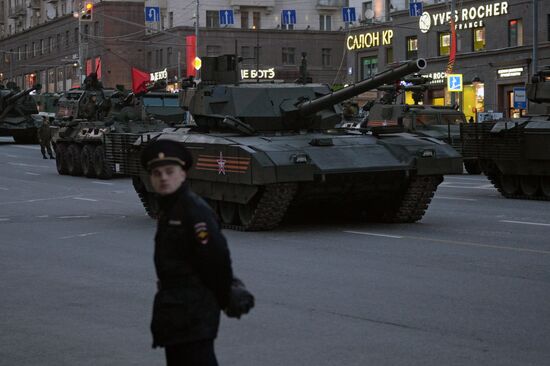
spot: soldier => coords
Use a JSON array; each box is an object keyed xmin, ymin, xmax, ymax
[
  {"xmin": 140, "ymin": 140, "xmax": 254, "ymax": 366},
  {"xmin": 37, "ymin": 116, "xmax": 55, "ymax": 159}
]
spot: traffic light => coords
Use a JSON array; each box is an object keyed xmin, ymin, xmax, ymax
[{"xmin": 80, "ymin": 3, "xmax": 93, "ymax": 22}]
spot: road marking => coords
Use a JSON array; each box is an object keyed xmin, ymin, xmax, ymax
[
  {"xmin": 91, "ymin": 181, "xmax": 113, "ymax": 185},
  {"xmin": 8, "ymin": 162, "xmax": 49, "ymax": 168},
  {"xmin": 25, "ymin": 172, "xmax": 40, "ymax": 176},
  {"xmin": 439, "ymin": 184, "xmax": 495, "ymax": 190},
  {"xmin": 435, "ymin": 196, "xmax": 477, "ymax": 201},
  {"xmin": 0, "ymin": 218, "xmax": 10, "ymax": 222},
  {"xmin": 60, "ymin": 232, "xmax": 99, "ymax": 239},
  {"xmin": 0, "ymin": 187, "xmax": 8, "ymax": 190},
  {"xmin": 72, "ymin": 197, "xmax": 98, "ymax": 202},
  {"xmin": 12, "ymin": 145, "xmax": 40, "ymax": 150},
  {"xmin": 36, "ymin": 215, "xmax": 49, "ymax": 218},
  {"xmin": 57, "ymin": 215, "xmax": 90, "ymax": 219},
  {"xmin": 500, "ymin": 220, "xmax": 550, "ymax": 227},
  {"xmin": 5, "ymin": 154, "xmax": 18, "ymax": 158},
  {"xmin": 343, "ymin": 231, "xmax": 404, "ymax": 239},
  {"xmin": 444, "ymin": 176, "xmax": 488, "ymax": 182},
  {"xmin": 0, "ymin": 195, "xmax": 78, "ymax": 206},
  {"xmin": 344, "ymin": 231, "xmax": 550, "ymax": 255}
]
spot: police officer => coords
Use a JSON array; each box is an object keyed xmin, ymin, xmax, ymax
[
  {"xmin": 141, "ymin": 139, "xmax": 251, "ymax": 366},
  {"xmin": 37, "ymin": 116, "xmax": 55, "ymax": 159}
]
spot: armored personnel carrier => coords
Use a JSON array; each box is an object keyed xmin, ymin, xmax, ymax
[
  {"xmin": 461, "ymin": 67, "xmax": 550, "ymax": 200},
  {"xmin": 0, "ymin": 82, "xmax": 42, "ymax": 143},
  {"xmin": 53, "ymin": 77, "xmax": 184, "ymax": 179},
  {"xmin": 110, "ymin": 54, "xmax": 463, "ymax": 230},
  {"xmin": 341, "ymin": 74, "xmax": 478, "ymax": 174}
]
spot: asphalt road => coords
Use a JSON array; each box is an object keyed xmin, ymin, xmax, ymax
[{"xmin": 1, "ymin": 137, "xmax": 549, "ymax": 366}]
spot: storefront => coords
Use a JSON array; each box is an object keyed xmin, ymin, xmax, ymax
[{"xmin": 496, "ymin": 66, "xmax": 528, "ymax": 118}]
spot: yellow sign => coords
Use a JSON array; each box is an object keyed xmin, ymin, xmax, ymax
[
  {"xmin": 346, "ymin": 30, "xmax": 393, "ymax": 51},
  {"xmin": 447, "ymin": 74, "xmax": 463, "ymax": 92},
  {"xmin": 193, "ymin": 57, "xmax": 202, "ymax": 71}
]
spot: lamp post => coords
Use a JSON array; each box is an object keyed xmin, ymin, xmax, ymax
[{"xmin": 253, "ymin": 25, "xmax": 260, "ymax": 83}]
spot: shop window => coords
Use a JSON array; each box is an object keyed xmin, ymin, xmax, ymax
[
  {"xmin": 319, "ymin": 15, "xmax": 331, "ymax": 31},
  {"xmin": 241, "ymin": 11, "xmax": 248, "ymax": 28},
  {"xmin": 439, "ymin": 32, "xmax": 450, "ymax": 56},
  {"xmin": 282, "ymin": 47, "xmax": 296, "ymax": 65},
  {"xmin": 508, "ymin": 19, "xmax": 523, "ymax": 47},
  {"xmin": 206, "ymin": 11, "xmax": 219, "ymax": 28},
  {"xmin": 206, "ymin": 45, "xmax": 221, "ymax": 56},
  {"xmin": 322, "ymin": 48, "xmax": 331, "ymax": 67},
  {"xmin": 361, "ymin": 56, "xmax": 378, "ymax": 79},
  {"xmin": 386, "ymin": 47, "xmax": 393, "ymax": 64},
  {"xmin": 253, "ymin": 12, "xmax": 261, "ymax": 29},
  {"xmin": 406, "ymin": 36, "xmax": 418, "ymax": 60},
  {"xmin": 473, "ymin": 27, "xmax": 485, "ymax": 51}
]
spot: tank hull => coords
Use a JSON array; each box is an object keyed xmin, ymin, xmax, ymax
[{"xmin": 115, "ymin": 129, "xmax": 462, "ymax": 230}]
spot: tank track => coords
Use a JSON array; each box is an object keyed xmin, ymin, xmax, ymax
[
  {"xmin": 381, "ymin": 175, "xmax": 443, "ymax": 223},
  {"xmin": 485, "ymin": 171, "xmax": 550, "ymax": 201},
  {"xmin": 221, "ymin": 183, "xmax": 298, "ymax": 231}
]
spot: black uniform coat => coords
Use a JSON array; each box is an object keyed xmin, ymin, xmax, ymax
[{"xmin": 151, "ymin": 182, "xmax": 233, "ymax": 348}]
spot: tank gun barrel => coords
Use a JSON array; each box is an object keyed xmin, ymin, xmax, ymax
[
  {"xmin": 298, "ymin": 59, "xmax": 426, "ymax": 117},
  {"xmin": 5, "ymin": 84, "xmax": 42, "ymax": 104}
]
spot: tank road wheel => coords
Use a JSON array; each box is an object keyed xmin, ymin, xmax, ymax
[
  {"xmin": 93, "ymin": 145, "xmax": 114, "ymax": 180},
  {"xmin": 66, "ymin": 144, "xmax": 83, "ymax": 176},
  {"xmin": 55, "ymin": 144, "xmax": 69, "ymax": 175},
  {"xmin": 540, "ymin": 176, "xmax": 550, "ymax": 198},
  {"xmin": 80, "ymin": 145, "xmax": 97, "ymax": 178},
  {"xmin": 519, "ymin": 176, "xmax": 540, "ymax": 197},
  {"xmin": 463, "ymin": 160, "xmax": 482, "ymax": 175},
  {"xmin": 500, "ymin": 175, "xmax": 520, "ymax": 196},
  {"xmin": 219, "ymin": 201, "xmax": 238, "ymax": 225}
]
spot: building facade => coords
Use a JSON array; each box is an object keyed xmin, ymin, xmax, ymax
[
  {"xmin": 0, "ymin": 0, "xmax": 348, "ymax": 91},
  {"xmin": 345, "ymin": 0, "xmax": 550, "ymax": 120}
]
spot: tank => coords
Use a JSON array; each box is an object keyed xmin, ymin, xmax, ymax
[
  {"xmin": 461, "ymin": 67, "xmax": 550, "ymax": 200},
  {"xmin": 0, "ymin": 82, "xmax": 42, "ymax": 143},
  {"xmin": 52, "ymin": 78, "xmax": 184, "ymax": 179},
  {"xmin": 109, "ymin": 54, "xmax": 463, "ymax": 230},
  {"xmin": 341, "ymin": 74, "xmax": 478, "ymax": 174}
]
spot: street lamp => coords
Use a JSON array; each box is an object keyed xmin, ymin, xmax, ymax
[{"xmin": 252, "ymin": 25, "xmax": 260, "ymax": 83}]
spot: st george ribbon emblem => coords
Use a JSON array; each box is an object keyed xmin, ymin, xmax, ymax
[{"xmin": 217, "ymin": 152, "xmax": 226, "ymax": 175}]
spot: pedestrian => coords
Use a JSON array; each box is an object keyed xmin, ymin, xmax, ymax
[
  {"xmin": 468, "ymin": 116, "xmax": 475, "ymax": 123},
  {"xmin": 37, "ymin": 116, "xmax": 55, "ymax": 159},
  {"xmin": 140, "ymin": 139, "xmax": 254, "ymax": 366}
]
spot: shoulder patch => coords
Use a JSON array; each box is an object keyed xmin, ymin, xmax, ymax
[{"xmin": 194, "ymin": 222, "xmax": 209, "ymax": 244}]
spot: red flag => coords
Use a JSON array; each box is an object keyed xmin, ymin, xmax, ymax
[
  {"xmin": 446, "ymin": 20, "xmax": 457, "ymax": 74},
  {"xmin": 132, "ymin": 67, "xmax": 151, "ymax": 93},
  {"xmin": 186, "ymin": 35, "xmax": 196, "ymax": 77}
]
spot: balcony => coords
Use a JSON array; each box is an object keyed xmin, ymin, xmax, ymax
[
  {"xmin": 8, "ymin": 5, "xmax": 27, "ymax": 19},
  {"xmin": 317, "ymin": 0, "xmax": 346, "ymax": 9},
  {"xmin": 28, "ymin": 0, "xmax": 41, "ymax": 10}
]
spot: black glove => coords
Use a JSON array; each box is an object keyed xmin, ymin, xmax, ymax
[{"xmin": 224, "ymin": 277, "xmax": 254, "ymax": 319}]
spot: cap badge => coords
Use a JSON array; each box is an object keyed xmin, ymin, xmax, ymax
[{"xmin": 158, "ymin": 152, "xmax": 165, "ymax": 159}]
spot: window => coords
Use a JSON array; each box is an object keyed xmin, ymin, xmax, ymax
[
  {"xmin": 32, "ymin": 42, "xmax": 37, "ymax": 57},
  {"xmin": 23, "ymin": 44, "xmax": 27, "ymax": 60},
  {"xmin": 473, "ymin": 27, "xmax": 485, "ymax": 51},
  {"xmin": 282, "ymin": 47, "xmax": 295, "ymax": 65},
  {"xmin": 159, "ymin": 49, "xmax": 163, "ymax": 67},
  {"xmin": 206, "ymin": 11, "xmax": 219, "ymax": 28},
  {"xmin": 206, "ymin": 45, "xmax": 221, "ymax": 56},
  {"xmin": 406, "ymin": 36, "xmax": 418, "ymax": 59},
  {"xmin": 386, "ymin": 47, "xmax": 393, "ymax": 63},
  {"xmin": 84, "ymin": 24, "xmax": 89, "ymax": 40},
  {"xmin": 169, "ymin": 12, "xmax": 174, "ymax": 28},
  {"xmin": 439, "ymin": 32, "xmax": 450, "ymax": 56},
  {"xmin": 362, "ymin": 1, "xmax": 373, "ymax": 23},
  {"xmin": 508, "ymin": 19, "xmax": 523, "ymax": 47},
  {"xmin": 40, "ymin": 39, "xmax": 45, "ymax": 55},
  {"xmin": 321, "ymin": 48, "xmax": 331, "ymax": 67},
  {"xmin": 241, "ymin": 11, "xmax": 249, "ymax": 28},
  {"xmin": 94, "ymin": 21, "xmax": 99, "ymax": 36},
  {"xmin": 48, "ymin": 37, "xmax": 53, "ymax": 53},
  {"xmin": 147, "ymin": 51, "xmax": 152, "ymax": 69},
  {"xmin": 167, "ymin": 47, "xmax": 172, "ymax": 66},
  {"xmin": 17, "ymin": 47, "xmax": 21, "ymax": 61},
  {"xmin": 74, "ymin": 27, "xmax": 79, "ymax": 43},
  {"xmin": 319, "ymin": 15, "xmax": 331, "ymax": 31},
  {"xmin": 361, "ymin": 56, "xmax": 378, "ymax": 79},
  {"xmin": 56, "ymin": 34, "xmax": 61, "ymax": 50},
  {"xmin": 65, "ymin": 30, "xmax": 70, "ymax": 47},
  {"xmin": 253, "ymin": 11, "xmax": 261, "ymax": 29}
]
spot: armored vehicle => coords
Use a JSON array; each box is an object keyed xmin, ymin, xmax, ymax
[
  {"xmin": 33, "ymin": 92, "xmax": 61, "ymax": 120},
  {"xmin": 341, "ymin": 75, "xmax": 478, "ymax": 174},
  {"xmin": 461, "ymin": 67, "xmax": 550, "ymax": 200},
  {"xmin": 53, "ymin": 81, "xmax": 184, "ymax": 179},
  {"xmin": 109, "ymin": 55, "xmax": 463, "ymax": 230},
  {"xmin": 0, "ymin": 83, "xmax": 41, "ymax": 143}
]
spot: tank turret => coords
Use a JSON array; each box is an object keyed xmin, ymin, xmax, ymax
[
  {"xmin": 526, "ymin": 67, "xmax": 550, "ymax": 114},
  {"xmin": 186, "ymin": 55, "xmax": 426, "ymax": 132},
  {"xmin": 0, "ymin": 84, "xmax": 42, "ymax": 143}
]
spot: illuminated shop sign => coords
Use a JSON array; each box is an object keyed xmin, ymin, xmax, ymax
[
  {"xmin": 419, "ymin": 1, "xmax": 508, "ymax": 33},
  {"xmin": 346, "ymin": 30, "xmax": 393, "ymax": 51},
  {"xmin": 241, "ymin": 68, "xmax": 275, "ymax": 79},
  {"xmin": 151, "ymin": 68, "xmax": 168, "ymax": 81},
  {"xmin": 497, "ymin": 67, "xmax": 524, "ymax": 78},
  {"xmin": 424, "ymin": 71, "xmax": 447, "ymax": 85}
]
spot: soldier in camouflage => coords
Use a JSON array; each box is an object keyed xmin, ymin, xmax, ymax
[{"xmin": 37, "ymin": 116, "xmax": 54, "ymax": 159}]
